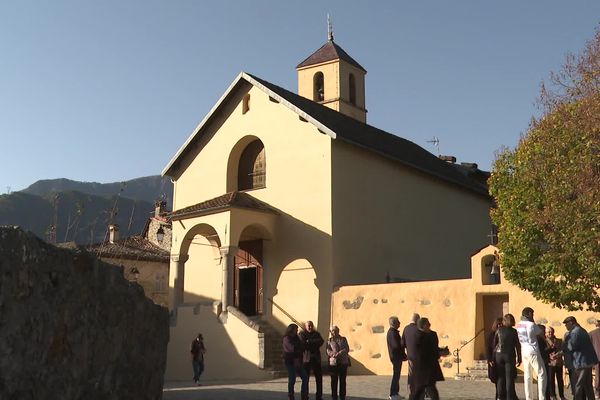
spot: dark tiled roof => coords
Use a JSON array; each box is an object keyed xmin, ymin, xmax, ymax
[
  {"xmin": 297, "ymin": 40, "xmax": 366, "ymax": 72},
  {"xmin": 88, "ymin": 236, "xmax": 170, "ymax": 262},
  {"xmin": 247, "ymin": 74, "xmax": 489, "ymax": 197},
  {"xmin": 170, "ymin": 191, "xmax": 279, "ymax": 220}
]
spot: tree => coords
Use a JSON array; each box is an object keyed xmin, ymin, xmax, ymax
[{"xmin": 490, "ymin": 28, "xmax": 600, "ymax": 311}]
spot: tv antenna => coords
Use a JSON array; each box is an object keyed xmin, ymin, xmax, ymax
[{"xmin": 427, "ymin": 136, "xmax": 440, "ymax": 155}]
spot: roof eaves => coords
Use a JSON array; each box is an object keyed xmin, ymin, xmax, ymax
[
  {"xmin": 162, "ymin": 72, "xmax": 248, "ymax": 177},
  {"xmin": 162, "ymin": 72, "xmax": 337, "ymax": 177},
  {"xmin": 241, "ymin": 72, "xmax": 337, "ymax": 139}
]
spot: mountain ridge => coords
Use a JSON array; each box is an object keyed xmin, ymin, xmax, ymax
[{"xmin": 0, "ymin": 176, "xmax": 173, "ymax": 245}]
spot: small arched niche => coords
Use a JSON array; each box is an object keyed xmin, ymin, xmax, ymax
[{"xmin": 481, "ymin": 253, "xmax": 501, "ymax": 285}]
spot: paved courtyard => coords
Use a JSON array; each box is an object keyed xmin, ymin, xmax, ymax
[{"xmin": 164, "ymin": 375, "xmax": 533, "ymax": 400}]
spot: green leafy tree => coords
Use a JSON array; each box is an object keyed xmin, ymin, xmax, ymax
[{"xmin": 490, "ymin": 28, "xmax": 600, "ymax": 311}]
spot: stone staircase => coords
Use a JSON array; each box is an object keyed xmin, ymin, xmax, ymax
[
  {"xmin": 455, "ymin": 360, "xmax": 489, "ymax": 381},
  {"xmin": 455, "ymin": 359, "xmax": 524, "ymax": 382},
  {"xmin": 250, "ymin": 317, "xmax": 288, "ymax": 378}
]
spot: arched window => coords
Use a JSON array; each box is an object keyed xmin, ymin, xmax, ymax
[
  {"xmin": 238, "ymin": 140, "xmax": 266, "ymax": 190},
  {"xmin": 313, "ymin": 72, "xmax": 324, "ymax": 102},
  {"xmin": 349, "ymin": 73, "xmax": 356, "ymax": 105}
]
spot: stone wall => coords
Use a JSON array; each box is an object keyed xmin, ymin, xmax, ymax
[
  {"xmin": 0, "ymin": 227, "xmax": 169, "ymax": 400},
  {"xmin": 330, "ymin": 245, "xmax": 600, "ymax": 377}
]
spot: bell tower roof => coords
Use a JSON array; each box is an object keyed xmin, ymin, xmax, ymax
[{"xmin": 296, "ymin": 40, "xmax": 366, "ymax": 72}]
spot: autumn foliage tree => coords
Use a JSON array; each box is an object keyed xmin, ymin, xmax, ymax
[{"xmin": 490, "ymin": 28, "xmax": 600, "ymax": 311}]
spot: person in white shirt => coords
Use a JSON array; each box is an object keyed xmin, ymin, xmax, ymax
[{"xmin": 516, "ymin": 307, "xmax": 547, "ymax": 400}]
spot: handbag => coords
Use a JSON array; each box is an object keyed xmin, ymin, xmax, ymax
[
  {"xmin": 302, "ymin": 350, "xmax": 311, "ymax": 363},
  {"xmin": 329, "ymin": 356, "xmax": 337, "ymax": 366}
]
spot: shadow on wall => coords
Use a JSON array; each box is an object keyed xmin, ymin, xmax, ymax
[{"xmin": 167, "ymin": 290, "xmax": 273, "ymax": 382}]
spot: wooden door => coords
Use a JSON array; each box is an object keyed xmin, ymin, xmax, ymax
[{"xmin": 233, "ymin": 240, "xmax": 263, "ymax": 316}]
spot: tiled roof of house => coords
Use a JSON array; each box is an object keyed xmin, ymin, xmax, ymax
[
  {"xmin": 88, "ymin": 235, "xmax": 170, "ymax": 263},
  {"xmin": 170, "ymin": 191, "xmax": 279, "ymax": 220},
  {"xmin": 297, "ymin": 40, "xmax": 366, "ymax": 72}
]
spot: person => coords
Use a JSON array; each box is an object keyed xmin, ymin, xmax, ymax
[
  {"xmin": 493, "ymin": 313, "xmax": 522, "ymax": 400},
  {"xmin": 563, "ymin": 330, "xmax": 576, "ymax": 397},
  {"xmin": 402, "ymin": 313, "xmax": 420, "ymax": 397},
  {"xmin": 410, "ymin": 317, "xmax": 444, "ymax": 400},
  {"xmin": 387, "ymin": 316, "xmax": 406, "ymax": 400},
  {"xmin": 326, "ymin": 326, "xmax": 350, "ymax": 400},
  {"xmin": 538, "ymin": 325, "xmax": 551, "ymax": 399},
  {"xmin": 563, "ymin": 316, "xmax": 599, "ymax": 400},
  {"xmin": 283, "ymin": 323, "xmax": 309, "ymax": 400},
  {"xmin": 516, "ymin": 307, "xmax": 547, "ymax": 400},
  {"xmin": 588, "ymin": 319, "xmax": 600, "ymax": 399},
  {"xmin": 190, "ymin": 333, "xmax": 206, "ymax": 385},
  {"xmin": 487, "ymin": 317, "xmax": 504, "ymax": 391},
  {"xmin": 300, "ymin": 320, "xmax": 325, "ymax": 400},
  {"xmin": 546, "ymin": 326, "xmax": 566, "ymax": 400}
]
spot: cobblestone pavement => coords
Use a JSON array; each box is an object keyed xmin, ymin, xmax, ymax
[{"xmin": 164, "ymin": 376, "xmax": 533, "ymax": 400}]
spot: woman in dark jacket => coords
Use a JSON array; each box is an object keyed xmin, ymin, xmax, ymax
[
  {"xmin": 411, "ymin": 317, "xmax": 444, "ymax": 400},
  {"xmin": 283, "ymin": 323, "xmax": 309, "ymax": 400},
  {"xmin": 493, "ymin": 314, "xmax": 522, "ymax": 400},
  {"xmin": 487, "ymin": 317, "xmax": 504, "ymax": 393}
]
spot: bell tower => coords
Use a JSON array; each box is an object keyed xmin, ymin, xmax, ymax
[{"xmin": 296, "ymin": 25, "xmax": 367, "ymax": 123}]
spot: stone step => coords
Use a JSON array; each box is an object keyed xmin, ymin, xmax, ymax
[{"xmin": 454, "ymin": 373, "xmax": 490, "ymax": 381}]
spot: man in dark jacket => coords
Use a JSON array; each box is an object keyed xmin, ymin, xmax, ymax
[
  {"xmin": 411, "ymin": 317, "xmax": 444, "ymax": 400},
  {"xmin": 402, "ymin": 313, "xmax": 420, "ymax": 396},
  {"xmin": 387, "ymin": 316, "xmax": 406, "ymax": 400},
  {"xmin": 563, "ymin": 316, "xmax": 599, "ymax": 400},
  {"xmin": 300, "ymin": 320, "xmax": 325, "ymax": 400},
  {"xmin": 190, "ymin": 333, "xmax": 206, "ymax": 385}
]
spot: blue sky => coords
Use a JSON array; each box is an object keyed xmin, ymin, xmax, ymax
[{"xmin": 1, "ymin": 1, "xmax": 599, "ymax": 192}]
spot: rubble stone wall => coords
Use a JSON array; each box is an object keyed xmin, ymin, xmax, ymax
[{"xmin": 0, "ymin": 227, "xmax": 169, "ymax": 400}]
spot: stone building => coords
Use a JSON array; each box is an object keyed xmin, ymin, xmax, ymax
[{"xmin": 88, "ymin": 201, "xmax": 171, "ymax": 307}]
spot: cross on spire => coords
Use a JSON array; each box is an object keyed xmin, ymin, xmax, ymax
[{"xmin": 327, "ymin": 14, "xmax": 334, "ymax": 41}]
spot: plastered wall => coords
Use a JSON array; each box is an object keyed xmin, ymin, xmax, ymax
[{"xmin": 331, "ymin": 245, "xmax": 599, "ymax": 377}]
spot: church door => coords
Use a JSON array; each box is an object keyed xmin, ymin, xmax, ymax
[
  {"xmin": 234, "ymin": 240, "xmax": 263, "ymax": 316},
  {"xmin": 478, "ymin": 294, "xmax": 509, "ymax": 359}
]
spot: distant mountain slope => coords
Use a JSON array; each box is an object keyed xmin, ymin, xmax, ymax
[
  {"xmin": 21, "ymin": 175, "xmax": 173, "ymax": 203},
  {"xmin": 0, "ymin": 190, "xmax": 155, "ymax": 245}
]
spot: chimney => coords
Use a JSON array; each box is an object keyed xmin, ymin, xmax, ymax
[
  {"xmin": 460, "ymin": 162, "xmax": 478, "ymax": 170},
  {"xmin": 154, "ymin": 200, "xmax": 166, "ymax": 218},
  {"xmin": 439, "ymin": 155, "xmax": 456, "ymax": 164},
  {"xmin": 109, "ymin": 224, "xmax": 120, "ymax": 244}
]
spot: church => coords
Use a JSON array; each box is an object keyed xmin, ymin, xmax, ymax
[{"xmin": 161, "ymin": 34, "xmax": 493, "ymax": 380}]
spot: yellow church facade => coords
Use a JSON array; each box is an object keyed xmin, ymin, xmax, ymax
[{"xmin": 161, "ymin": 38, "xmax": 496, "ymax": 381}]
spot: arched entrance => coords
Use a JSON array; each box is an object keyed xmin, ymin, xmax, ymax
[{"xmin": 234, "ymin": 239, "xmax": 263, "ymax": 316}]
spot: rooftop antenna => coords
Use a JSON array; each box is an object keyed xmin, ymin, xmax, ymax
[
  {"xmin": 327, "ymin": 13, "xmax": 334, "ymax": 41},
  {"xmin": 427, "ymin": 136, "xmax": 440, "ymax": 155}
]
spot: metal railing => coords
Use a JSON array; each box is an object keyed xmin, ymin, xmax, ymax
[
  {"xmin": 452, "ymin": 327, "xmax": 485, "ymax": 375},
  {"xmin": 267, "ymin": 297, "xmax": 303, "ymax": 327}
]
